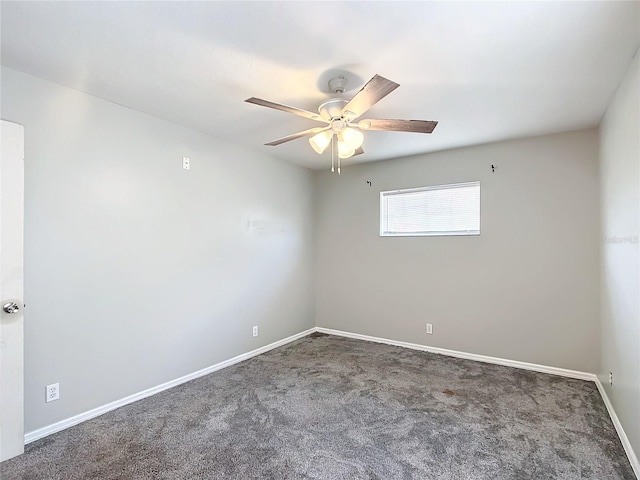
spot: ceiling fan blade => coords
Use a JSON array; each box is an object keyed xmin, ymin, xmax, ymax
[
  {"xmin": 341, "ymin": 75, "xmax": 400, "ymax": 119},
  {"xmin": 359, "ymin": 118, "xmax": 438, "ymax": 133},
  {"xmin": 264, "ymin": 127, "xmax": 328, "ymax": 146},
  {"xmin": 353, "ymin": 147, "xmax": 364, "ymax": 157},
  {"xmin": 245, "ymin": 97, "xmax": 325, "ymax": 122}
]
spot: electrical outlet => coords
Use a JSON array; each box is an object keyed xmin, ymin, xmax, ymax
[
  {"xmin": 609, "ymin": 372, "xmax": 613, "ymax": 386},
  {"xmin": 252, "ymin": 326, "xmax": 258, "ymax": 337},
  {"xmin": 426, "ymin": 323, "xmax": 433, "ymax": 335},
  {"xmin": 182, "ymin": 156, "xmax": 190, "ymax": 170},
  {"xmin": 46, "ymin": 383, "xmax": 59, "ymax": 402}
]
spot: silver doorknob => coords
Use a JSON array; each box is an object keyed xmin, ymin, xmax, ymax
[{"xmin": 2, "ymin": 302, "xmax": 20, "ymax": 314}]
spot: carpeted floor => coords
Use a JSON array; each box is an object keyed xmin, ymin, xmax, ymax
[{"xmin": 1, "ymin": 333, "xmax": 635, "ymax": 479}]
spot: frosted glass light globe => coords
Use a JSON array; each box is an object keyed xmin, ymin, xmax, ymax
[
  {"xmin": 341, "ymin": 127, "xmax": 364, "ymax": 149},
  {"xmin": 309, "ymin": 131, "xmax": 333, "ymax": 154}
]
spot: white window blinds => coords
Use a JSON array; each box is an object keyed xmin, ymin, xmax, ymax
[{"xmin": 380, "ymin": 181, "xmax": 480, "ymax": 236}]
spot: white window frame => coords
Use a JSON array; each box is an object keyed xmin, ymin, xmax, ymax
[{"xmin": 380, "ymin": 181, "xmax": 481, "ymax": 237}]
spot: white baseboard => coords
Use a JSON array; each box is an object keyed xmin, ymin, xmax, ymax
[
  {"xmin": 594, "ymin": 376, "xmax": 640, "ymax": 478},
  {"xmin": 316, "ymin": 327, "xmax": 595, "ymax": 381},
  {"xmin": 317, "ymin": 327, "xmax": 638, "ymax": 478},
  {"xmin": 24, "ymin": 328, "xmax": 315, "ymax": 444}
]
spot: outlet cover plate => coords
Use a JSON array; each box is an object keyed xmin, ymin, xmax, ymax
[{"xmin": 46, "ymin": 383, "xmax": 59, "ymax": 402}]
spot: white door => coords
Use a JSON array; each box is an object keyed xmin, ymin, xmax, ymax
[{"xmin": 0, "ymin": 120, "xmax": 25, "ymax": 462}]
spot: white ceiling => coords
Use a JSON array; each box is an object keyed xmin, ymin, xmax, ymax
[{"xmin": 1, "ymin": 1, "xmax": 638, "ymax": 170}]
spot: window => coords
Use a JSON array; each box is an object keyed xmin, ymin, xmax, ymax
[{"xmin": 380, "ymin": 181, "xmax": 480, "ymax": 237}]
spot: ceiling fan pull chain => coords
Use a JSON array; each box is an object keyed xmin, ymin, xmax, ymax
[
  {"xmin": 335, "ymin": 131, "xmax": 342, "ymax": 175},
  {"xmin": 331, "ymin": 134, "xmax": 336, "ymax": 173}
]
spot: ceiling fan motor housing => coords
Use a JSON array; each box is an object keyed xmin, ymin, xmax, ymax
[{"xmin": 318, "ymin": 99, "xmax": 349, "ymax": 121}]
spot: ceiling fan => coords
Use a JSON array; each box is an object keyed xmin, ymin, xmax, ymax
[{"xmin": 245, "ymin": 74, "xmax": 438, "ymax": 174}]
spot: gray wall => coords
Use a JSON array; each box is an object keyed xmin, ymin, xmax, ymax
[
  {"xmin": 1, "ymin": 67, "xmax": 315, "ymax": 433},
  {"xmin": 3, "ymin": 62, "xmax": 629, "ymax": 445},
  {"xmin": 599, "ymin": 51, "xmax": 640, "ymax": 460},
  {"xmin": 315, "ymin": 129, "xmax": 600, "ymax": 373}
]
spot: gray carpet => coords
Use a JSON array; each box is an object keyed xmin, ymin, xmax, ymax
[{"xmin": 1, "ymin": 333, "xmax": 635, "ymax": 479}]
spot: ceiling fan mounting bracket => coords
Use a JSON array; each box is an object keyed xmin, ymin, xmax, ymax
[{"xmin": 328, "ymin": 76, "xmax": 348, "ymax": 94}]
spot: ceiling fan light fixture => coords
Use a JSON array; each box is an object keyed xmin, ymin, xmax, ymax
[
  {"xmin": 337, "ymin": 140, "xmax": 356, "ymax": 159},
  {"xmin": 341, "ymin": 127, "xmax": 365, "ymax": 150},
  {"xmin": 309, "ymin": 130, "xmax": 333, "ymax": 154}
]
